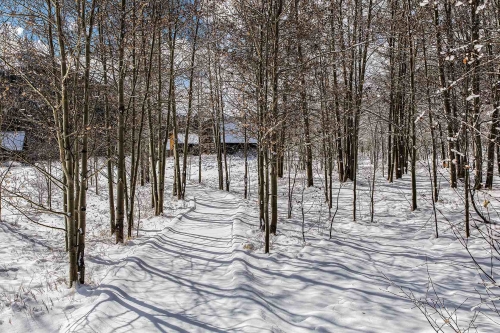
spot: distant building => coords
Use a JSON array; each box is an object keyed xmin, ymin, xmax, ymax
[
  {"xmin": 167, "ymin": 122, "xmax": 257, "ymax": 155},
  {"xmin": 222, "ymin": 123, "xmax": 257, "ymax": 152},
  {"xmin": 167, "ymin": 133, "xmax": 200, "ymax": 155},
  {"xmin": 167, "ymin": 123, "xmax": 257, "ymax": 155},
  {"xmin": 1, "ymin": 131, "xmax": 26, "ymax": 151}
]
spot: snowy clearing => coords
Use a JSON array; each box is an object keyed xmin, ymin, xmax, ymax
[{"xmin": 0, "ymin": 156, "xmax": 499, "ymax": 332}]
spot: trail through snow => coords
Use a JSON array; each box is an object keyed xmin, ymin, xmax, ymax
[{"xmin": 64, "ymin": 186, "xmax": 279, "ymax": 332}]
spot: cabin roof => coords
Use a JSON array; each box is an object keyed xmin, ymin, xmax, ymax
[
  {"xmin": 222, "ymin": 123, "xmax": 257, "ymax": 144},
  {"xmin": 167, "ymin": 133, "xmax": 199, "ymax": 150},
  {"xmin": 1, "ymin": 131, "xmax": 26, "ymax": 151}
]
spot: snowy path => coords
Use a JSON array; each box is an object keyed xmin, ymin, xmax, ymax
[{"xmin": 64, "ymin": 186, "xmax": 252, "ymax": 332}]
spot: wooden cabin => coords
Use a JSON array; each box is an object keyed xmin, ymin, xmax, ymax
[{"xmin": 166, "ymin": 122, "xmax": 257, "ymax": 156}]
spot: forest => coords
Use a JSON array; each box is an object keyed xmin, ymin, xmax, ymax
[{"xmin": 1, "ymin": 0, "xmax": 500, "ymax": 332}]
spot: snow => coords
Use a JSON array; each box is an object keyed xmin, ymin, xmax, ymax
[
  {"xmin": 177, "ymin": 133, "xmax": 199, "ymax": 145},
  {"xmin": 466, "ymin": 94, "xmax": 480, "ymax": 101},
  {"xmin": 0, "ymin": 156, "xmax": 499, "ymax": 332},
  {"xmin": 1, "ymin": 131, "xmax": 25, "ymax": 151}
]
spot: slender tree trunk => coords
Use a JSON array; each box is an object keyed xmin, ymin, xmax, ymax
[
  {"xmin": 485, "ymin": 34, "xmax": 499, "ymax": 189},
  {"xmin": 244, "ymin": 104, "xmax": 248, "ymax": 199},
  {"xmin": 329, "ymin": 1, "xmax": 344, "ymax": 182},
  {"xmin": 115, "ymin": 0, "xmax": 126, "ymax": 244},
  {"xmin": 270, "ymin": 0, "xmax": 282, "ymax": 235},
  {"xmin": 352, "ymin": 0, "xmax": 373, "ymax": 220},
  {"xmin": 77, "ymin": 0, "xmax": 96, "ymax": 284},
  {"xmin": 129, "ymin": 20, "xmax": 156, "ymax": 235},
  {"xmin": 471, "ymin": 0, "xmax": 482, "ymax": 190},
  {"xmin": 423, "ymin": 34, "xmax": 439, "ymax": 202},
  {"xmin": 198, "ymin": 77, "xmax": 203, "ymax": 184},
  {"xmin": 207, "ymin": 44, "xmax": 224, "ymax": 190},
  {"xmin": 55, "ymin": 0, "xmax": 77, "ymax": 286},
  {"xmin": 181, "ymin": 14, "xmax": 200, "ymax": 199},
  {"xmin": 434, "ymin": 5, "xmax": 457, "ymax": 188},
  {"xmin": 294, "ymin": 0, "xmax": 313, "ymax": 187},
  {"xmin": 407, "ymin": 0, "xmax": 417, "ymax": 211},
  {"xmin": 167, "ymin": 24, "xmax": 182, "ymax": 199}
]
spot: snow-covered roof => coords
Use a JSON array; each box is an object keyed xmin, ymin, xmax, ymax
[
  {"xmin": 167, "ymin": 133, "xmax": 200, "ymax": 150},
  {"xmin": 222, "ymin": 123, "xmax": 257, "ymax": 144},
  {"xmin": 179, "ymin": 133, "xmax": 199, "ymax": 145},
  {"xmin": 1, "ymin": 131, "xmax": 26, "ymax": 151}
]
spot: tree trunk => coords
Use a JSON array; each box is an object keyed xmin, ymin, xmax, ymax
[
  {"xmin": 77, "ymin": 0, "xmax": 97, "ymax": 284},
  {"xmin": 434, "ymin": 5, "xmax": 457, "ymax": 188},
  {"xmin": 55, "ymin": 0, "xmax": 77, "ymax": 286},
  {"xmin": 115, "ymin": 0, "xmax": 126, "ymax": 244},
  {"xmin": 181, "ymin": 14, "xmax": 200, "ymax": 199}
]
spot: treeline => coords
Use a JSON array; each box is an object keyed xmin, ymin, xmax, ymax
[{"xmin": 0, "ymin": 0, "xmax": 499, "ymax": 285}]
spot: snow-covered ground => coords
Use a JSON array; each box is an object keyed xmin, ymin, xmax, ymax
[{"xmin": 0, "ymin": 155, "xmax": 499, "ymax": 332}]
